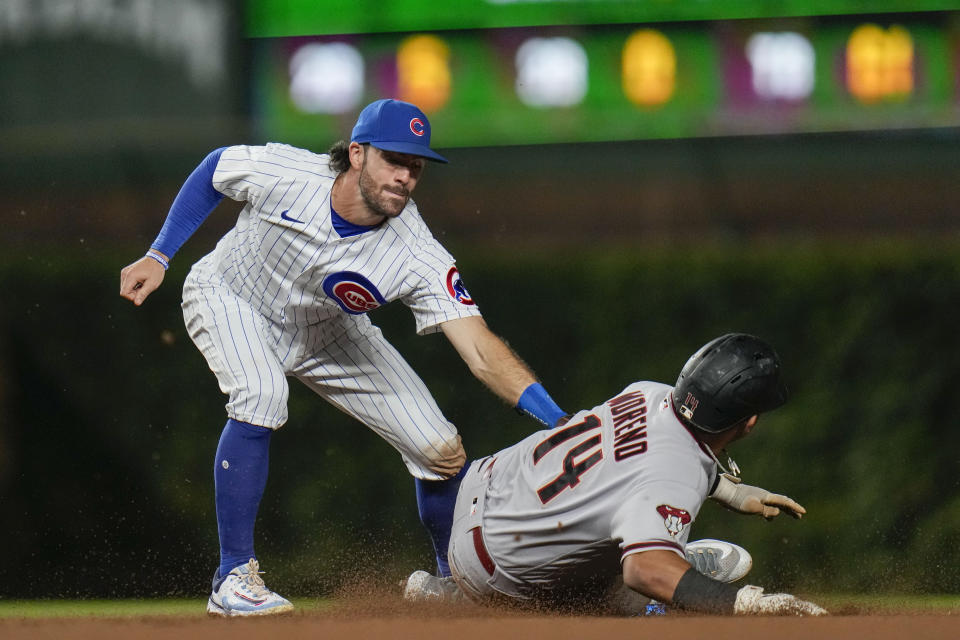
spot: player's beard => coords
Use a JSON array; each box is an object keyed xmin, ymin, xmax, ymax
[{"xmin": 358, "ymin": 156, "xmax": 409, "ymax": 219}]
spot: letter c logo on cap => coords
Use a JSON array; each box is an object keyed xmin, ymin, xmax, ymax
[{"xmin": 409, "ymin": 118, "xmax": 425, "ymax": 136}]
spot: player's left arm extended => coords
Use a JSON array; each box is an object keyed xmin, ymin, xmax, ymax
[
  {"xmin": 119, "ymin": 147, "xmax": 227, "ymax": 306},
  {"xmin": 709, "ymin": 473, "xmax": 807, "ymax": 520},
  {"xmin": 440, "ymin": 316, "xmax": 566, "ymax": 426}
]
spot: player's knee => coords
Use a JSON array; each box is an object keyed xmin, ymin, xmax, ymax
[{"xmin": 421, "ymin": 434, "xmax": 466, "ymax": 479}]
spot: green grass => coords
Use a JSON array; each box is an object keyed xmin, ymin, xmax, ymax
[
  {"xmin": 816, "ymin": 594, "xmax": 960, "ymax": 614},
  {"xmin": 0, "ymin": 595, "xmax": 957, "ymax": 619},
  {"xmin": 0, "ymin": 598, "xmax": 329, "ymax": 619}
]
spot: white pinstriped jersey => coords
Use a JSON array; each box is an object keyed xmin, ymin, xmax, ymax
[
  {"xmin": 177, "ymin": 143, "xmax": 479, "ymax": 475},
  {"xmin": 190, "ymin": 143, "xmax": 480, "ymax": 351},
  {"xmin": 479, "ymin": 381, "xmax": 717, "ymax": 588}
]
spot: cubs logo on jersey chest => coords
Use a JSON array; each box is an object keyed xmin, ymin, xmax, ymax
[{"xmin": 322, "ymin": 271, "xmax": 387, "ymax": 314}]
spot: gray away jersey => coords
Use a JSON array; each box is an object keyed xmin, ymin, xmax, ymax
[
  {"xmin": 191, "ymin": 143, "xmax": 480, "ymax": 344},
  {"xmin": 481, "ymin": 381, "xmax": 718, "ymax": 589}
]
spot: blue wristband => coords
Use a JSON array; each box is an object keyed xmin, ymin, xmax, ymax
[
  {"xmin": 515, "ymin": 382, "xmax": 566, "ymax": 427},
  {"xmin": 145, "ymin": 250, "xmax": 169, "ymax": 270}
]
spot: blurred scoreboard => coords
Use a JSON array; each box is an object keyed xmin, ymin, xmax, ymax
[{"xmin": 245, "ymin": 1, "xmax": 960, "ymax": 147}]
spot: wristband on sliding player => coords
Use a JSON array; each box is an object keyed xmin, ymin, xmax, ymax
[
  {"xmin": 670, "ymin": 568, "xmax": 740, "ymax": 614},
  {"xmin": 515, "ymin": 382, "xmax": 566, "ymax": 427}
]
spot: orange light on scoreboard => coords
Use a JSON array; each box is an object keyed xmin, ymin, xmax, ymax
[
  {"xmin": 621, "ymin": 29, "xmax": 676, "ymax": 107},
  {"xmin": 846, "ymin": 24, "xmax": 914, "ymax": 103},
  {"xmin": 397, "ymin": 34, "xmax": 451, "ymax": 113}
]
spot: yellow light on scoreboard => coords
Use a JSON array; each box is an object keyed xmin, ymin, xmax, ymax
[
  {"xmin": 846, "ymin": 24, "xmax": 914, "ymax": 103},
  {"xmin": 622, "ymin": 29, "xmax": 676, "ymax": 107},
  {"xmin": 397, "ymin": 34, "xmax": 451, "ymax": 113}
]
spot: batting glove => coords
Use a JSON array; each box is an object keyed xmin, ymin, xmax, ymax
[
  {"xmin": 734, "ymin": 585, "xmax": 827, "ymax": 616},
  {"xmin": 710, "ymin": 473, "xmax": 806, "ymax": 520}
]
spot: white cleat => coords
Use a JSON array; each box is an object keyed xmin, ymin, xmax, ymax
[
  {"xmin": 206, "ymin": 558, "xmax": 294, "ymax": 617},
  {"xmin": 684, "ymin": 539, "xmax": 753, "ymax": 583},
  {"xmin": 402, "ymin": 569, "xmax": 463, "ymax": 603},
  {"xmin": 644, "ymin": 539, "xmax": 754, "ymax": 616}
]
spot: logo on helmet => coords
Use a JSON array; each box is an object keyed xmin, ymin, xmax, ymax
[
  {"xmin": 679, "ymin": 392, "xmax": 699, "ymax": 420},
  {"xmin": 409, "ymin": 118, "xmax": 425, "ymax": 136},
  {"xmin": 656, "ymin": 504, "xmax": 692, "ymax": 537}
]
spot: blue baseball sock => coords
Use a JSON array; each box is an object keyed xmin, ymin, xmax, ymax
[
  {"xmin": 214, "ymin": 418, "xmax": 273, "ymax": 579},
  {"xmin": 415, "ymin": 465, "xmax": 468, "ymax": 577}
]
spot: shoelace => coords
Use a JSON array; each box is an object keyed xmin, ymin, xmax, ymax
[
  {"xmin": 239, "ymin": 560, "xmax": 270, "ymax": 597},
  {"xmin": 687, "ymin": 549, "xmax": 721, "ymax": 576}
]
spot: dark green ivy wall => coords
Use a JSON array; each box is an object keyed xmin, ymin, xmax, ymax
[{"xmin": 2, "ymin": 242, "xmax": 958, "ymax": 598}]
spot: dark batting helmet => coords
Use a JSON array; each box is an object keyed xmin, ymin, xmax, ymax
[{"xmin": 672, "ymin": 333, "xmax": 788, "ymax": 434}]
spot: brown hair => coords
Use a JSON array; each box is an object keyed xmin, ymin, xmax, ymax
[{"xmin": 327, "ymin": 140, "xmax": 351, "ymax": 173}]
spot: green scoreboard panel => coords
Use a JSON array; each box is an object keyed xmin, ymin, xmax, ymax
[
  {"xmin": 246, "ymin": 2, "xmax": 960, "ymax": 148},
  {"xmin": 245, "ymin": 1, "xmax": 957, "ymax": 37}
]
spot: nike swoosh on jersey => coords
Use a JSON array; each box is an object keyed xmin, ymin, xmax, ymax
[{"xmin": 280, "ymin": 209, "xmax": 304, "ymax": 223}]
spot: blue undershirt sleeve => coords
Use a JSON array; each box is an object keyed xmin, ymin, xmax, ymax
[{"xmin": 150, "ymin": 146, "xmax": 228, "ymax": 259}]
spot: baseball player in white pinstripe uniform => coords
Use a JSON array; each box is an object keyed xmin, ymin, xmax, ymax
[
  {"xmin": 405, "ymin": 334, "xmax": 827, "ymax": 616},
  {"xmin": 119, "ymin": 99, "xmax": 566, "ymax": 616}
]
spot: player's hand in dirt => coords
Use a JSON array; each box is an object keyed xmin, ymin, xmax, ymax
[
  {"xmin": 710, "ymin": 473, "xmax": 806, "ymax": 520},
  {"xmin": 734, "ymin": 585, "xmax": 827, "ymax": 616},
  {"xmin": 120, "ymin": 254, "xmax": 167, "ymax": 306}
]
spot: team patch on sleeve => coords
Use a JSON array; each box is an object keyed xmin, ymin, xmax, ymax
[
  {"xmin": 656, "ymin": 504, "xmax": 692, "ymax": 538},
  {"xmin": 445, "ymin": 266, "xmax": 475, "ymax": 306},
  {"xmin": 322, "ymin": 271, "xmax": 387, "ymax": 315}
]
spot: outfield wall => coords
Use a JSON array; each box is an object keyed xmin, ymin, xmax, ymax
[{"xmin": 2, "ymin": 243, "xmax": 957, "ymax": 597}]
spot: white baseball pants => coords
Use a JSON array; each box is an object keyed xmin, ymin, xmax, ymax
[{"xmin": 181, "ymin": 277, "xmax": 462, "ymax": 480}]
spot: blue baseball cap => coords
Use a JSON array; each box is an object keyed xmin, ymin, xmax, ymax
[{"xmin": 350, "ymin": 99, "xmax": 448, "ymax": 163}]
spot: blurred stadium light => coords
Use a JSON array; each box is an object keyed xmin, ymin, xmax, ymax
[
  {"xmin": 397, "ymin": 34, "xmax": 452, "ymax": 113},
  {"xmin": 289, "ymin": 42, "xmax": 365, "ymax": 114},
  {"xmin": 746, "ymin": 32, "xmax": 815, "ymax": 101},
  {"xmin": 846, "ymin": 24, "xmax": 915, "ymax": 103},
  {"xmin": 514, "ymin": 37, "xmax": 589, "ymax": 108},
  {"xmin": 622, "ymin": 29, "xmax": 677, "ymax": 108}
]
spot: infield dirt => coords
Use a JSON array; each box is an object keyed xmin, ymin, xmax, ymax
[
  {"xmin": 1, "ymin": 585, "xmax": 956, "ymax": 640},
  {"xmin": 2, "ymin": 610, "xmax": 957, "ymax": 640}
]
